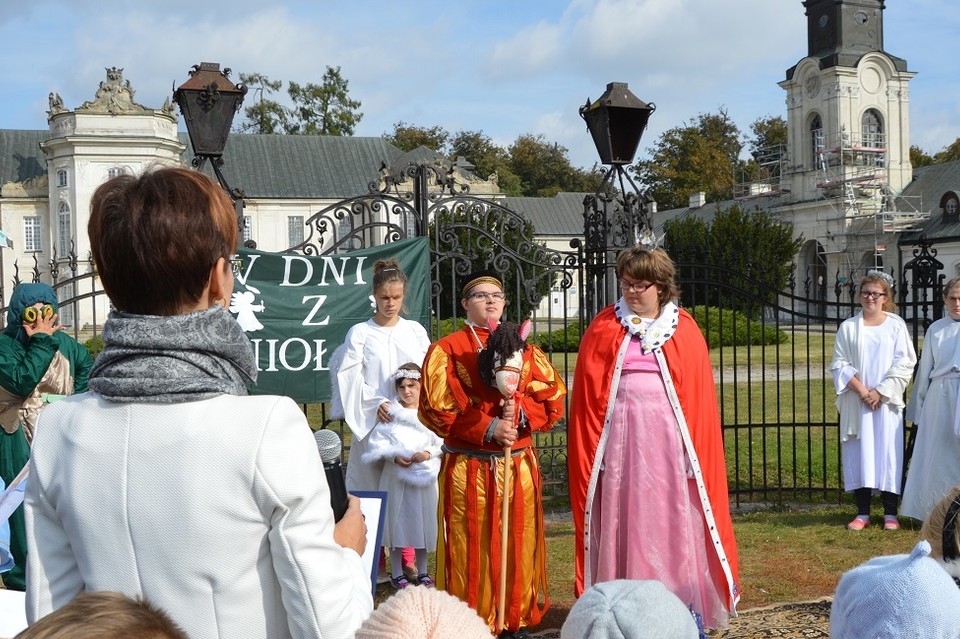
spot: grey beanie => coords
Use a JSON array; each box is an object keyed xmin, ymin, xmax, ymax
[
  {"xmin": 560, "ymin": 580, "xmax": 699, "ymax": 639},
  {"xmin": 830, "ymin": 540, "xmax": 960, "ymax": 639}
]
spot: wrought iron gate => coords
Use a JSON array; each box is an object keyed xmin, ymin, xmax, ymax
[{"xmin": 287, "ymin": 160, "xmax": 582, "ymax": 501}]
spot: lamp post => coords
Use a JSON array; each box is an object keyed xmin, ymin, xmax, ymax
[
  {"xmin": 580, "ymin": 81, "xmax": 656, "ymax": 321},
  {"xmin": 173, "ymin": 62, "xmax": 248, "ymax": 236}
]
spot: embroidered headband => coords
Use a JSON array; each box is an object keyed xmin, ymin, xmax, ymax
[
  {"xmin": 461, "ymin": 275, "xmax": 503, "ymax": 298},
  {"xmin": 394, "ymin": 369, "xmax": 421, "ymax": 381},
  {"xmin": 866, "ymin": 269, "xmax": 895, "ymax": 286}
]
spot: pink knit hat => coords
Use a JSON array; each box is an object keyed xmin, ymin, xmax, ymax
[{"xmin": 355, "ymin": 587, "xmax": 495, "ymax": 639}]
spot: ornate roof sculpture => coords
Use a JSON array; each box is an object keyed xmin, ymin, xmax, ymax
[{"xmin": 73, "ymin": 67, "xmax": 162, "ymax": 116}]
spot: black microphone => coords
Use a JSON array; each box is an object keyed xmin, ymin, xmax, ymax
[{"xmin": 315, "ymin": 429, "xmax": 349, "ymax": 522}]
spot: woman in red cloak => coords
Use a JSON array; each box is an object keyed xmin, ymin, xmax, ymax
[{"xmin": 567, "ymin": 247, "xmax": 739, "ymax": 632}]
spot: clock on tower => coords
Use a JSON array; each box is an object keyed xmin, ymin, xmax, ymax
[{"xmin": 804, "ymin": 0, "xmax": 884, "ymax": 60}]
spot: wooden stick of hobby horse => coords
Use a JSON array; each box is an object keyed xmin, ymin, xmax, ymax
[{"xmin": 497, "ymin": 420, "xmax": 513, "ymax": 632}]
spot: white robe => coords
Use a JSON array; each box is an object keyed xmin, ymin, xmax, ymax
[
  {"xmin": 336, "ymin": 318, "xmax": 430, "ymax": 492},
  {"xmin": 363, "ymin": 401, "xmax": 442, "ymax": 549},
  {"xmin": 902, "ymin": 316, "xmax": 960, "ymax": 521},
  {"xmin": 829, "ymin": 313, "xmax": 916, "ymax": 493}
]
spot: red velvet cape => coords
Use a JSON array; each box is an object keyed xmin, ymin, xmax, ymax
[{"xmin": 567, "ymin": 305, "xmax": 740, "ymax": 600}]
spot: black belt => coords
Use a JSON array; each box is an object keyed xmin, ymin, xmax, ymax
[{"xmin": 442, "ymin": 445, "xmax": 529, "ymax": 459}]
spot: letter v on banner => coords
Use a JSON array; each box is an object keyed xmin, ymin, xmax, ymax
[{"xmin": 231, "ymin": 236, "xmax": 430, "ymax": 403}]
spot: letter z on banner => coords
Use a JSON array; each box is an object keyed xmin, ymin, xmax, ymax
[{"xmin": 231, "ymin": 236, "xmax": 430, "ymax": 403}]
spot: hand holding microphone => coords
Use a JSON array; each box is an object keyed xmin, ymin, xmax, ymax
[
  {"xmin": 314, "ymin": 429, "xmax": 367, "ymax": 556},
  {"xmin": 314, "ymin": 429, "xmax": 349, "ymax": 521}
]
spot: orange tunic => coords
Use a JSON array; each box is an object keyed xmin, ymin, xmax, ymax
[
  {"xmin": 419, "ymin": 325, "xmax": 566, "ymax": 633},
  {"xmin": 567, "ymin": 306, "xmax": 740, "ymax": 607}
]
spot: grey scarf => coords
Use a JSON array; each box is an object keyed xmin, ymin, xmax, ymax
[{"xmin": 89, "ymin": 306, "xmax": 258, "ymax": 403}]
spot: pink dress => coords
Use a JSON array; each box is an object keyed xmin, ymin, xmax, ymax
[{"xmin": 588, "ymin": 333, "xmax": 728, "ymax": 629}]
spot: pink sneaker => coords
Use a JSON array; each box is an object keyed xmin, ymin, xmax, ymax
[
  {"xmin": 883, "ymin": 517, "xmax": 900, "ymax": 530},
  {"xmin": 847, "ymin": 517, "xmax": 869, "ymax": 530}
]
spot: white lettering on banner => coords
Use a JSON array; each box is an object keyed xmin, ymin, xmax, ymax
[
  {"xmin": 319, "ymin": 256, "xmax": 367, "ymax": 286},
  {"xmin": 251, "ymin": 338, "xmax": 329, "ymax": 372},
  {"xmin": 234, "ymin": 254, "xmax": 261, "ymax": 286},
  {"xmin": 280, "ymin": 255, "xmax": 368, "ymax": 287},
  {"xmin": 301, "ymin": 295, "xmax": 330, "ymax": 326},
  {"xmin": 280, "ymin": 256, "xmax": 313, "ymax": 287}
]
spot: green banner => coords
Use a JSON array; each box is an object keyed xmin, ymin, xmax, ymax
[{"xmin": 232, "ymin": 236, "xmax": 431, "ymax": 404}]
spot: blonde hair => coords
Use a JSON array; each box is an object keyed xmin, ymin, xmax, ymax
[
  {"xmin": 859, "ymin": 273, "xmax": 896, "ymax": 312},
  {"xmin": 921, "ymin": 486, "xmax": 960, "ymax": 561},
  {"xmin": 15, "ymin": 592, "xmax": 188, "ymax": 639}
]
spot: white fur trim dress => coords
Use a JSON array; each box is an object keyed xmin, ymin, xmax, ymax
[{"xmin": 363, "ymin": 401, "xmax": 442, "ymax": 549}]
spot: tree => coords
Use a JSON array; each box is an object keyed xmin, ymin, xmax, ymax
[
  {"xmin": 665, "ymin": 203, "xmax": 803, "ymax": 317},
  {"xmin": 429, "ymin": 205, "xmax": 551, "ymax": 321},
  {"xmin": 508, "ymin": 134, "xmax": 595, "ymax": 197},
  {"xmin": 933, "ymin": 138, "xmax": 960, "ymax": 163},
  {"xmin": 234, "ymin": 67, "xmax": 362, "ymax": 136},
  {"xmin": 633, "ymin": 109, "xmax": 743, "ymax": 210},
  {"xmin": 384, "ymin": 122, "xmax": 450, "ymax": 153},
  {"xmin": 237, "ymin": 73, "xmax": 289, "ymax": 134},
  {"xmin": 737, "ymin": 115, "xmax": 789, "ymax": 188},
  {"xmin": 449, "ymin": 130, "xmax": 520, "ymax": 195},
  {"xmin": 287, "ymin": 66, "xmax": 362, "ymax": 136},
  {"xmin": 747, "ymin": 115, "xmax": 788, "ymax": 159},
  {"xmin": 910, "ymin": 145, "xmax": 935, "ymax": 168}
]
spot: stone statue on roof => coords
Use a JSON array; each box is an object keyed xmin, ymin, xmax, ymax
[
  {"xmin": 47, "ymin": 92, "xmax": 66, "ymax": 117},
  {"xmin": 76, "ymin": 67, "xmax": 152, "ymax": 116}
]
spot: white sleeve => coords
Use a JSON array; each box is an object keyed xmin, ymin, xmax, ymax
[
  {"xmin": 337, "ymin": 325, "xmax": 386, "ymax": 441},
  {"xmin": 254, "ymin": 398, "xmax": 373, "ymax": 639},
  {"xmin": 25, "ymin": 461, "xmax": 85, "ymax": 623}
]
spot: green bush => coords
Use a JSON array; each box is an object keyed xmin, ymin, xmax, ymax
[
  {"xmin": 536, "ymin": 320, "xmax": 582, "ymax": 353},
  {"xmin": 431, "ymin": 317, "xmax": 462, "ymax": 340},
  {"xmin": 83, "ymin": 335, "xmax": 104, "ymax": 359},
  {"xmin": 688, "ymin": 305, "xmax": 787, "ymax": 348}
]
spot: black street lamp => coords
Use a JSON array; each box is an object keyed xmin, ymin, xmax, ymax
[
  {"xmin": 173, "ymin": 62, "xmax": 248, "ymax": 235},
  {"xmin": 579, "ymin": 82, "xmax": 656, "ymax": 320}
]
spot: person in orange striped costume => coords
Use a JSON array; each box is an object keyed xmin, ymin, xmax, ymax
[{"xmin": 419, "ymin": 270, "xmax": 566, "ymax": 639}]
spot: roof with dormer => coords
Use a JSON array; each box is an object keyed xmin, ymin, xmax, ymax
[{"xmin": 898, "ymin": 160, "xmax": 960, "ymax": 244}]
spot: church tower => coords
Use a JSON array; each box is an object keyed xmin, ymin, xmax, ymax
[{"xmin": 778, "ymin": 0, "xmax": 919, "ymax": 277}]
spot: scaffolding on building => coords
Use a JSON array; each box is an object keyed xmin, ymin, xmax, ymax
[
  {"xmin": 734, "ymin": 143, "xmax": 788, "ymax": 200},
  {"xmin": 813, "ymin": 127, "xmax": 927, "ymax": 272}
]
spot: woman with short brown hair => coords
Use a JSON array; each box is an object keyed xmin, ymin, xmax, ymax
[{"xmin": 26, "ymin": 167, "xmax": 372, "ymax": 639}]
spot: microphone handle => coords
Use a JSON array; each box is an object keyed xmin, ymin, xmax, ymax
[{"xmin": 325, "ymin": 458, "xmax": 349, "ymax": 522}]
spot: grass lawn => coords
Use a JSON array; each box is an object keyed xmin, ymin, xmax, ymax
[{"xmin": 533, "ymin": 504, "xmax": 919, "ymax": 630}]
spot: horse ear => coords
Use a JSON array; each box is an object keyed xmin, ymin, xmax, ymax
[
  {"xmin": 487, "ymin": 318, "xmax": 498, "ymax": 332},
  {"xmin": 519, "ymin": 319, "xmax": 532, "ymax": 341}
]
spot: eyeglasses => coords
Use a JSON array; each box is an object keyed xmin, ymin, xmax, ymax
[
  {"xmin": 468, "ymin": 292, "xmax": 505, "ymax": 302},
  {"xmin": 860, "ymin": 291, "xmax": 887, "ymax": 299},
  {"xmin": 619, "ymin": 278, "xmax": 654, "ymax": 294},
  {"xmin": 229, "ymin": 255, "xmax": 244, "ymax": 276}
]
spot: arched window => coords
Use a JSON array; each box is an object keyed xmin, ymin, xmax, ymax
[
  {"xmin": 861, "ymin": 109, "xmax": 885, "ymax": 169},
  {"xmin": 58, "ymin": 201, "xmax": 72, "ymax": 256},
  {"xmin": 941, "ymin": 192, "xmax": 959, "ymax": 219},
  {"xmin": 810, "ymin": 114, "xmax": 824, "ymax": 170},
  {"xmin": 57, "ymin": 169, "xmax": 68, "ymax": 188}
]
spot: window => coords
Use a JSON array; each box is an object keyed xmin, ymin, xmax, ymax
[
  {"xmin": 57, "ymin": 169, "xmax": 68, "ymax": 188},
  {"xmin": 288, "ymin": 216, "xmax": 304, "ymax": 248},
  {"xmin": 810, "ymin": 114, "xmax": 824, "ymax": 170},
  {"xmin": 23, "ymin": 216, "xmax": 42, "ymax": 252},
  {"xmin": 242, "ymin": 216, "xmax": 253, "ymax": 244},
  {"xmin": 58, "ymin": 202, "xmax": 72, "ymax": 256},
  {"xmin": 861, "ymin": 109, "xmax": 884, "ymax": 166},
  {"xmin": 107, "ymin": 167, "xmax": 126, "ymax": 179},
  {"xmin": 945, "ymin": 197, "xmax": 959, "ymax": 218}
]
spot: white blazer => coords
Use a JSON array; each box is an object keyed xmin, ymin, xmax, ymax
[{"xmin": 25, "ymin": 392, "xmax": 372, "ymax": 639}]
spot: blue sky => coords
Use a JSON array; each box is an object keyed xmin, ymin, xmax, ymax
[{"xmin": 2, "ymin": 0, "xmax": 958, "ymax": 170}]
